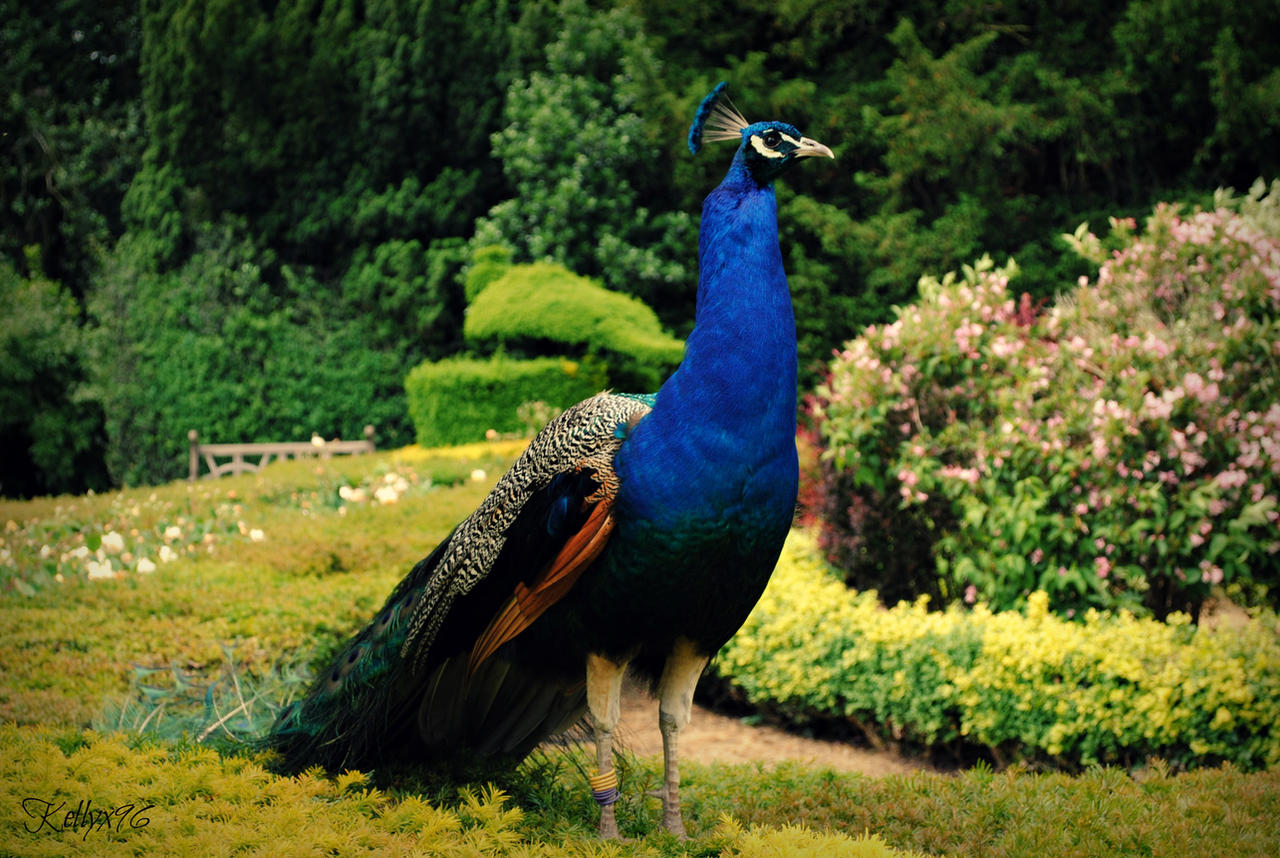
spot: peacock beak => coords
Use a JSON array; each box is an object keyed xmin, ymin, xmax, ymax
[{"xmin": 793, "ymin": 137, "xmax": 835, "ymax": 159}]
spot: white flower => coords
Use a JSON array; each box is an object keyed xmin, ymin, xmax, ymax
[
  {"xmin": 87, "ymin": 559, "xmax": 115, "ymax": 580},
  {"xmin": 164, "ymin": 525, "xmax": 182, "ymax": 541},
  {"xmin": 71, "ymin": 545, "xmax": 90, "ymax": 560},
  {"xmin": 338, "ymin": 485, "xmax": 356, "ymax": 501},
  {"xmin": 374, "ymin": 485, "xmax": 399, "ymax": 504},
  {"xmin": 136, "ymin": 557, "xmax": 157, "ymax": 574},
  {"xmin": 158, "ymin": 545, "xmax": 178, "ymax": 563},
  {"xmin": 311, "ymin": 433, "xmax": 325, "ymax": 448},
  {"xmin": 470, "ymin": 469, "xmax": 487, "ymax": 482},
  {"xmin": 101, "ymin": 531, "xmax": 125, "ymax": 554},
  {"xmin": 249, "ymin": 528, "xmax": 265, "ymax": 542}
]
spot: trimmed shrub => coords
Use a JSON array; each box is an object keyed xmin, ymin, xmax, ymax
[
  {"xmin": 811, "ymin": 184, "xmax": 1280, "ymax": 618},
  {"xmin": 464, "ymin": 244, "xmax": 513, "ymax": 303},
  {"xmin": 405, "ymin": 355, "xmax": 605, "ymax": 447},
  {"xmin": 464, "ymin": 260, "xmax": 684, "ymax": 391},
  {"xmin": 716, "ymin": 532, "xmax": 1280, "ymax": 771}
]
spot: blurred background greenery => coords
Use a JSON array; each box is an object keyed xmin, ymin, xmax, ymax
[{"xmin": 4, "ymin": 0, "xmax": 1278, "ymax": 495}]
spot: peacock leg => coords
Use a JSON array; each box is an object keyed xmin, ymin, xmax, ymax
[
  {"xmin": 656, "ymin": 638, "xmax": 709, "ymax": 838},
  {"xmin": 585, "ymin": 652, "xmax": 628, "ymax": 838}
]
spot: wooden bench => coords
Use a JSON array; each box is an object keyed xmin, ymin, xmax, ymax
[{"xmin": 187, "ymin": 426, "xmax": 376, "ymax": 480}]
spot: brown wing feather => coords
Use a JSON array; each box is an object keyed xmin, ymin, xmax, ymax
[{"xmin": 467, "ymin": 500, "xmax": 616, "ymax": 675}]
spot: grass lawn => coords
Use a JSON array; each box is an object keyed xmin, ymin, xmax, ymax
[{"xmin": 1, "ymin": 445, "xmax": 1277, "ymax": 856}]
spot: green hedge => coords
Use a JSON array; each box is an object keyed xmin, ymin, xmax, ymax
[
  {"xmin": 464, "ymin": 260, "xmax": 684, "ymax": 391},
  {"xmin": 405, "ymin": 354, "xmax": 605, "ymax": 447},
  {"xmin": 716, "ymin": 531, "xmax": 1280, "ymax": 771}
]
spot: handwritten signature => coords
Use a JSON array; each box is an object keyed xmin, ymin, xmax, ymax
[{"xmin": 21, "ymin": 797, "xmax": 153, "ymax": 839}]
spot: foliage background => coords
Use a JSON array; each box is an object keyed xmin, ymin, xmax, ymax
[{"xmin": 4, "ymin": 0, "xmax": 1278, "ymax": 495}]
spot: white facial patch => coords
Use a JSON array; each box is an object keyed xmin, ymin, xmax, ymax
[{"xmin": 748, "ymin": 131, "xmax": 802, "ymax": 159}]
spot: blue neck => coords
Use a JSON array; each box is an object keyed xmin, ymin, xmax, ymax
[
  {"xmin": 672, "ymin": 159, "xmax": 797, "ymax": 431},
  {"xmin": 617, "ymin": 155, "xmax": 798, "ymax": 518}
]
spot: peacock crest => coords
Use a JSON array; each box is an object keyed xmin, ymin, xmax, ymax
[{"xmin": 688, "ymin": 81, "xmax": 749, "ymax": 154}]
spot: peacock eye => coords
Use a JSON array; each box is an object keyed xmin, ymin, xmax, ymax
[{"xmin": 762, "ymin": 130, "xmax": 781, "ymax": 149}]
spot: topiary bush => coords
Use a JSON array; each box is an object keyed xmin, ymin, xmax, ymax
[
  {"xmin": 810, "ymin": 182, "xmax": 1280, "ymax": 619},
  {"xmin": 464, "ymin": 259, "xmax": 684, "ymax": 392},
  {"xmin": 404, "ymin": 354, "xmax": 605, "ymax": 447},
  {"xmin": 463, "ymin": 244, "xmax": 513, "ymax": 303},
  {"xmin": 716, "ymin": 532, "xmax": 1280, "ymax": 771}
]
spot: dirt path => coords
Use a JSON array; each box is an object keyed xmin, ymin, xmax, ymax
[{"xmin": 615, "ymin": 681, "xmax": 922, "ymax": 776}]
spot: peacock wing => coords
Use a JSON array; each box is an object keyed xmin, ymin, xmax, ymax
[
  {"xmin": 268, "ymin": 392, "xmax": 652, "ymax": 772},
  {"xmin": 399, "ymin": 392, "xmax": 652, "ymax": 672}
]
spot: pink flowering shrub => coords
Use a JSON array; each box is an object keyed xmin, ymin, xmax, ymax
[{"xmin": 811, "ymin": 181, "xmax": 1280, "ymax": 618}]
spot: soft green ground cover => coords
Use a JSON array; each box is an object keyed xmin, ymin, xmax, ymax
[{"xmin": 2, "ymin": 445, "xmax": 1277, "ymax": 855}]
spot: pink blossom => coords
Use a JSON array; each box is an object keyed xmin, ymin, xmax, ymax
[
  {"xmin": 1199, "ymin": 561, "xmax": 1224, "ymax": 585},
  {"xmin": 1216, "ymin": 469, "xmax": 1248, "ymax": 489},
  {"xmin": 964, "ymin": 584, "xmax": 978, "ymax": 604},
  {"xmin": 1095, "ymin": 557, "xmax": 1111, "ymax": 579},
  {"xmin": 1142, "ymin": 391, "xmax": 1175, "ymax": 420},
  {"xmin": 1183, "ymin": 372, "xmax": 1205, "ymax": 397},
  {"xmin": 1142, "ymin": 332, "xmax": 1173, "ymax": 358},
  {"xmin": 1031, "ymin": 548, "xmax": 1044, "ymax": 564},
  {"xmin": 940, "ymin": 465, "xmax": 981, "ymax": 485}
]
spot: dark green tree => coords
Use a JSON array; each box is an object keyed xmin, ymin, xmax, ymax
[
  {"xmin": 471, "ymin": 0, "xmax": 695, "ymax": 321},
  {"xmin": 0, "ymin": 0, "xmax": 142, "ymax": 293},
  {"xmin": 135, "ymin": 0, "xmax": 525, "ymax": 266},
  {"xmin": 0, "ymin": 253, "xmax": 108, "ymax": 496}
]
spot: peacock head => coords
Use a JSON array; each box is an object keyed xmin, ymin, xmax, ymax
[{"xmin": 688, "ymin": 81, "xmax": 833, "ymax": 186}]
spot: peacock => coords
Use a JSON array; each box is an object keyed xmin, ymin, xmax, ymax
[{"xmin": 267, "ymin": 82, "xmax": 833, "ymax": 838}]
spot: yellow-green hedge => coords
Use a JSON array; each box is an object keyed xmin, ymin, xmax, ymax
[
  {"xmin": 717, "ymin": 532, "xmax": 1280, "ymax": 769},
  {"xmin": 0, "ymin": 726, "xmax": 922, "ymax": 858}
]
